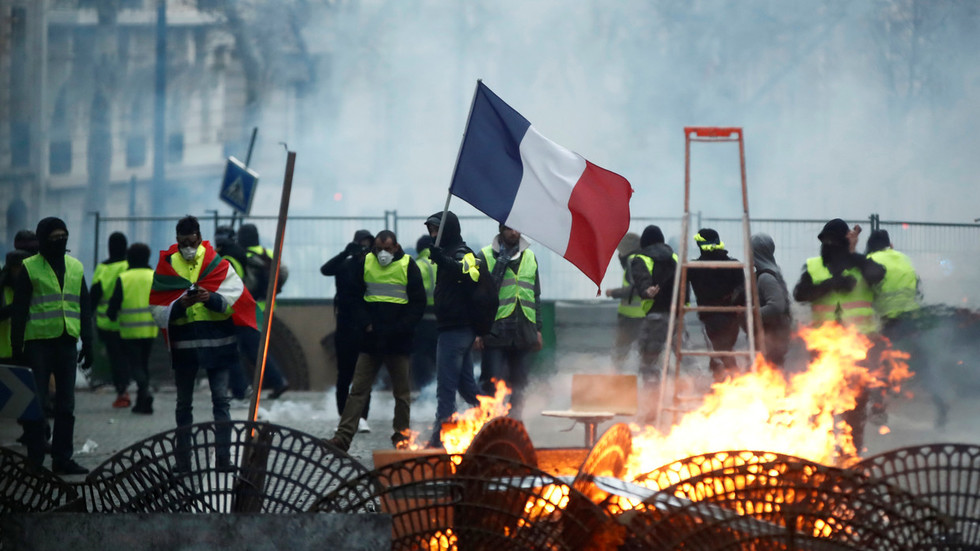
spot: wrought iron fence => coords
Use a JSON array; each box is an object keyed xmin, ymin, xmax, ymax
[{"xmin": 87, "ymin": 212, "xmax": 980, "ymax": 305}]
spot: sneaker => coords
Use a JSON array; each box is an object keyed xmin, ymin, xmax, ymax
[
  {"xmin": 270, "ymin": 383, "xmax": 290, "ymax": 400},
  {"xmin": 358, "ymin": 418, "xmax": 371, "ymax": 433},
  {"xmin": 112, "ymin": 392, "xmax": 131, "ymax": 408},
  {"xmin": 131, "ymin": 395, "xmax": 154, "ymax": 415},
  {"xmin": 52, "ymin": 459, "xmax": 89, "ymax": 476}
]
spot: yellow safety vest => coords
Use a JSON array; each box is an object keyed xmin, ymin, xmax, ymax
[
  {"xmin": 363, "ymin": 254, "xmax": 410, "ymax": 304},
  {"xmin": 617, "ymin": 254, "xmax": 654, "ymax": 319},
  {"xmin": 867, "ymin": 249, "xmax": 920, "ymax": 320},
  {"xmin": 805, "ymin": 257, "xmax": 877, "ymax": 334},
  {"xmin": 93, "ymin": 259, "xmax": 128, "ymax": 331},
  {"xmin": 23, "ymin": 254, "xmax": 84, "ymax": 340},
  {"xmin": 117, "ymin": 268, "xmax": 159, "ymax": 339},
  {"xmin": 0, "ymin": 286, "xmax": 12, "ymax": 358},
  {"xmin": 168, "ymin": 249, "xmax": 232, "ymax": 326},
  {"xmin": 483, "ymin": 246, "xmax": 538, "ymax": 323},
  {"xmin": 417, "ymin": 250, "xmax": 437, "ymax": 307},
  {"xmin": 224, "ymin": 255, "xmax": 244, "ymax": 279}
]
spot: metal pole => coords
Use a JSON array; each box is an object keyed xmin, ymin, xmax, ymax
[
  {"xmin": 248, "ymin": 150, "xmax": 295, "ymax": 423},
  {"xmin": 244, "ymin": 127, "xmax": 258, "ymax": 166},
  {"xmin": 151, "ymin": 0, "xmax": 167, "ymax": 248},
  {"xmin": 435, "ymin": 79, "xmax": 482, "ymax": 247},
  {"xmin": 91, "ymin": 211, "xmax": 100, "ymax": 267}
]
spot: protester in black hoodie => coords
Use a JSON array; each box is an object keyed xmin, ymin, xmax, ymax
[
  {"xmin": 12, "ymin": 217, "xmax": 93, "ymax": 475},
  {"xmin": 424, "ymin": 210, "xmax": 483, "ymax": 448},
  {"xmin": 687, "ymin": 228, "xmax": 746, "ymax": 383},
  {"xmin": 326, "ymin": 230, "xmax": 425, "ymax": 451},
  {"xmin": 321, "ymin": 229, "xmax": 374, "ymax": 431},
  {"xmin": 628, "ymin": 225, "xmax": 678, "ymax": 385}
]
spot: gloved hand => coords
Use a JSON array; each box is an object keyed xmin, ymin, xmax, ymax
[
  {"xmin": 345, "ymin": 242, "xmax": 363, "ymax": 256},
  {"xmin": 830, "ymin": 274, "xmax": 857, "ymax": 292},
  {"xmin": 499, "ymin": 246, "xmax": 518, "ymax": 263},
  {"xmin": 428, "ymin": 245, "xmax": 444, "ymax": 263},
  {"xmin": 78, "ymin": 345, "xmax": 94, "ymax": 371}
]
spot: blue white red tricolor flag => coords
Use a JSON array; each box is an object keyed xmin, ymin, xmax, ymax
[{"xmin": 449, "ymin": 81, "xmax": 633, "ymax": 288}]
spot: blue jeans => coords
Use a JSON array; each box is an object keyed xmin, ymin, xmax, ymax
[
  {"xmin": 174, "ymin": 364, "xmax": 232, "ymax": 466},
  {"xmin": 481, "ymin": 347, "xmax": 531, "ymax": 420},
  {"xmin": 231, "ymin": 326, "xmax": 286, "ymax": 398},
  {"xmin": 431, "ymin": 327, "xmax": 480, "ymax": 445}
]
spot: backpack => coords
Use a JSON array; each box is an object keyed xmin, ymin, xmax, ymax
[
  {"xmin": 245, "ymin": 247, "xmax": 289, "ymax": 300},
  {"xmin": 469, "ymin": 259, "xmax": 499, "ymax": 336}
]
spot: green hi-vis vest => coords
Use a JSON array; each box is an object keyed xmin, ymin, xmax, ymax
[
  {"xmin": 0, "ymin": 286, "xmax": 12, "ymax": 357},
  {"xmin": 417, "ymin": 250, "xmax": 437, "ymax": 307},
  {"xmin": 482, "ymin": 246, "xmax": 538, "ymax": 323},
  {"xmin": 618, "ymin": 253, "xmax": 653, "ymax": 319},
  {"xmin": 168, "ymin": 251, "xmax": 233, "ymax": 326},
  {"xmin": 805, "ymin": 257, "xmax": 877, "ymax": 334},
  {"xmin": 224, "ymin": 255, "xmax": 244, "ymax": 279},
  {"xmin": 118, "ymin": 268, "xmax": 159, "ymax": 340},
  {"xmin": 23, "ymin": 254, "xmax": 84, "ymax": 341},
  {"xmin": 93, "ymin": 259, "xmax": 128, "ymax": 331},
  {"xmin": 363, "ymin": 254, "xmax": 410, "ymax": 304},
  {"xmin": 867, "ymin": 249, "xmax": 920, "ymax": 320}
]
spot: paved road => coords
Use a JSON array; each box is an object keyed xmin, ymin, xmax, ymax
[{"xmin": 2, "ymin": 357, "xmax": 978, "ymax": 479}]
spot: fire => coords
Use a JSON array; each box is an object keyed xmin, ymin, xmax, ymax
[
  {"xmin": 626, "ymin": 323, "xmax": 913, "ymax": 484},
  {"xmin": 424, "ymin": 529, "xmax": 457, "ymax": 550},
  {"xmin": 522, "ymin": 483, "xmax": 571, "ymax": 522},
  {"xmin": 439, "ymin": 379, "xmax": 512, "ymax": 455}
]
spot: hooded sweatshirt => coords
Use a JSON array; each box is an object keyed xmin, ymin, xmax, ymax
[
  {"xmin": 629, "ymin": 226, "xmax": 678, "ymax": 314},
  {"xmin": 425, "ymin": 211, "xmax": 478, "ymax": 330},
  {"xmin": 751, "ymin": 233, "xmax": 792, "ymax": 331},
  {"xmin": 321, "ymin": 229, "xmax": 374, "ymax": 321}
]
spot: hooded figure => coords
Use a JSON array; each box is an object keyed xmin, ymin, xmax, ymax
[
  {"xmin": 751, "ymin": 233, "xmax": 793, "ymax": 367},
  {"xmin": 424, "ymin": 211, "xmax": 479, "ymax": 330},
  {"xmin": 237, "ymin": 223, "xmax": 260, "ymax": 249},
  {"xmin": 626, "ymin": 224, "xmax": 678, "ymax": 389},
  {"xmin": 91, "ymin": 231, "xmax": 131, "ymax": 408},
  {"xmin": 14, "ymin": 229, "xmax": 39, "ymax": 254}
]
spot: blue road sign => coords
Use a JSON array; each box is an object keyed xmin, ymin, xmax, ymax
[
  {"xmin": 0, "ymin": 364, "xmax": 42, "ymax": 421},
  {"xmin": 219, "ymin": 156, "xmax": 259, "ymax": 214}
]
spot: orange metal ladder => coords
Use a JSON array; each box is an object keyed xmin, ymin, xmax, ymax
[{"xmin": 655, "ymin": 127, "xmax": 766, "ymax": 430}]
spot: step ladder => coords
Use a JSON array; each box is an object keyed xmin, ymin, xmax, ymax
[{"xmin": 655, "ymin": 127, "xmax": 766, "ymax": 431}]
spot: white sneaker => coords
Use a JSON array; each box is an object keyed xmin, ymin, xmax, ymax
[{"xmin": 358, "ymin": 418, "xmax": 371, "ymax": 433}]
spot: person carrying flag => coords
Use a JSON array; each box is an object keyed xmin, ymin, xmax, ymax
[{"xmin": 149, "ymin": 216, "xmax": 256, "ymax": 472}]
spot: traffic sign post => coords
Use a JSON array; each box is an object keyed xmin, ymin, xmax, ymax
[
  {"xmin": 219, "ymin": 156, "xmax": 259, "ymax": 215},
  {"xmin": 0, "ymin": 364, "xmax": 42, "ymax": 421}
]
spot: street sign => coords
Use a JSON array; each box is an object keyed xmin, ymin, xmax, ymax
[
  {"xmin": 219, "ymin": 156, "xmax": 259, "ymax": 214},
  {"xmin": 0, "ymin": 364, "xmax": 42, "ymax": 420}
]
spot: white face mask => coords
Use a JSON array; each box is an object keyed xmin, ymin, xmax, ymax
[
  {"xmin": 179, "ymin": 245, "xmax": 198, "ymax": 261},
  {"xmin": 376, "ymin": 250, "xmax": 394, "ymax": 267}
]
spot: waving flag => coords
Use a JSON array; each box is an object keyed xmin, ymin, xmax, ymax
[
  {"xmin": 149, "ymin": 241, "xmax": 257, "ymax": 344},
  {"xmin": 449, "ymin": 81, "xmax": 633, "ymax": 288}
]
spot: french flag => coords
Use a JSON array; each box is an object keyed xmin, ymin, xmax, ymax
[{"xmin": 449, "ymin": 81, "xmax": 633, "ymax": 288}]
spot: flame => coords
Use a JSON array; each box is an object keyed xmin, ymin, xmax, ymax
[
  {"xmin": 423, "ymin": 529, "xmax": 457, "ymax": 550},
  {"xmin": 626, "ymin": 323, "xmax": 913, "ymax": 484},
  {"xmin": 439, "ymin": 379, "xmax": 512, "ymax": 455},
  {"xmin": 522, "ymin": 483, "xmax": 571, "ymax": 522}
]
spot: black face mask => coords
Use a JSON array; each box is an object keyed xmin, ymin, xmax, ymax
[{"xmin": 41, "ymin": 237, "xmax": 68, "ymax": 257}]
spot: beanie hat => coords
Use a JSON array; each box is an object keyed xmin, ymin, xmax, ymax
[
  {"xmin": 865, "ymin": 229, "xmax": 891, "ymax": 254},
  {"xmin": 695, "ymin": 228, "xmax": 724, "ymax": 250},
  {"xmin": 36, "ymin": 217, "xmax": 68, "ymax": 243},
  {"xmin": 352, "ymin": 229, "xmax": 374, "ymax": 245},
  {"xmin": 108, "ymin": 231, "xmax": 128, "ymax": 260},
  {"xmin": 238, "ymin": 223, "xmax": 260, "ymax": 248},
  {"xmin": 817, "ymin": 218, "xmax": 850, "ymax": 244},
  {"xmin": 416, "ymin": 234, "xmax": 434, "ymax": 253},
  {"xmin": 640, "ymin": 225, "xmax": 665, "ymax": 247},
  {"xmin": 13, "ymin": 229, "xmax": 38, "ymax": 254}
]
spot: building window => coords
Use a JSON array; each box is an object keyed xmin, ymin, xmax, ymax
[
  {"xmin": 49, "ymin": 140, "xmax": 72, "ymax": 175},
  {"xmin": 167, "ymin": 133, "xmax": 184, "ymax": 163},
  {"xmin": 126, "ymin": 135, "xmax": 146, "ymax": 167},
  {"xmin": 10, "ymin": 122, "xmax": 30, "ymax": 168}
]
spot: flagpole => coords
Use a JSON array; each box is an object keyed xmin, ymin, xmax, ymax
[{"xmin": 436, "ymin": 79, "xmax": 482, "ymax": 247}]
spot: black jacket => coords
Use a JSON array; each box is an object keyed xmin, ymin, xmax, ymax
[
  {"xmin": 793, "ymin": 244, "xmax": 885, "ymax": 303},
  {"xmin": 629, "ymin": 243, "xmax": 678, "ymax": 314},
  {"xmin": 351, "ymin": 250, "xmax": 426, "ymax": 355},
  {"xmin": 687, "ymin": 248, "xmax": 745, "ymax": 323},
  {"xmin": 321, "ymin": 246, "xmax": 369, "ymax": 323},
  {"xmin": 426, "ymin": 211, "xmax": 479, "ymax": 331}
]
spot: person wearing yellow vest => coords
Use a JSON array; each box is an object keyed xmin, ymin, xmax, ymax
[
  {"xmin": 604, "ymin": 232, "xmax": 644, "ymax": 368},
  {"xmin": 0, "ymin": 249, "xmax": 31, "ymax": 362},
  {"xmin": 236, "ymin": 223, "xmax": 290, "ymax": 399},
  {"xmin": 410, "ymin": 234, "xmax": 439, "ymax": 391},
  {"xmin": 628, "ymin": 226, "xmax": 680, "ymax": 389},
  {"xmin": 212, "ymin": 225, "xmax": 255, "ymax": 404},
  {"xmin": 473, "ymin": 224, "xmax": 542, "ymax": 420},
  {"xmin": 326, "ymin": 230, "xmax": 425, "ymax": 452},
  {"xmin": 11, "ymin": 217, "xmax": 93, "ymax": 475},
  {"xmin": 106, "ymin": 243, "xmax": 158, "ymax": 415},
  {"xmin": 793, "ymin": 218, "xmax": 885, "ymax": 453},
  {"xmin": 149, "ymin": 216, "xmax": 257, "ymax": 472},
  {"xmin": 865, "ymin": 229, "xmax": 948, "ymax": 427},
  {"xmin": 90, "ymin": 231, "xmax": 130, "ymax": 408}
]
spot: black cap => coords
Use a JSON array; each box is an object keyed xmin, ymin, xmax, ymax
[
  {"xmin": 866, "ymin": 229, "xmax": 891, "ymax": 253},
  {"xmin": 695, "ymin": 228, "xmax": 721, "ymax": 246},
  {"xmin": 640, "ymin": 225, "xmax": 665, "ymax": 247}
]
